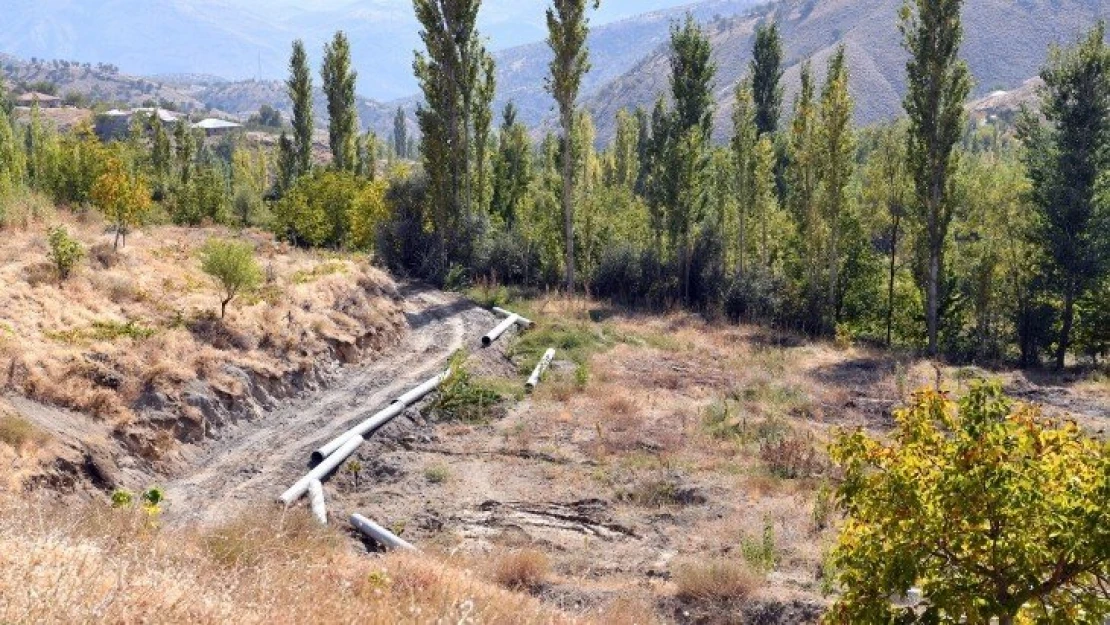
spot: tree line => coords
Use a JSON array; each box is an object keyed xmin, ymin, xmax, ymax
[{"xmin": 0, "ymin": 0, "xmax": 1106, "ymax": 369}]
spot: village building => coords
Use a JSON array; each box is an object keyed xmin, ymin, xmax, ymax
[{"xmin": 16, "ymin": 91, "xmax": 62, "ymax": 108}]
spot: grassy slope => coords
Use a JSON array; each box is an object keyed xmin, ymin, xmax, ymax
[{"xmin": 0, "ymin": 209, "xmax": 404, "ymax": 486}]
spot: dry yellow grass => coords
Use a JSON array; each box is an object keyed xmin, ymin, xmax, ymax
[
  {"xmin": 671, "ymin": 557, "xmax": 764, "ymax": 603},
  {"xmin": 488, "ymin": 548, "xmax": 552, "ymax": 591},
  {"xmin": 0, "ymin": 496, "xmax": 578, "ymax": 624},
  {"xmin": 0, "ymin": 214, "xmax": 403, "ymax": 471}
]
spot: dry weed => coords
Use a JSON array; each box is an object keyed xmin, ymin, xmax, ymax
[{"xmin": 672, "ymin": 556, "xmax": 763, "ymax": 603}]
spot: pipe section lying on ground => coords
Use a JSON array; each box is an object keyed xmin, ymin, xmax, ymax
[
  {"xmin": 526, "ymin": 348, "xmax": 557, "ymax": 392},
  {"xmin": 311, "ymin": 402, "xmax": 407, "ymax": 463},
  {"xmin": 308, "ymin": 480, "xmax": 327, "ymax": 525},
  {"xmin": 280, "ymin": 434, "xmax": 364, "ymax": 505},
  {"xmin": 350, "ymin": 513, "xmax": 417, "ymax": 551},
  {"xmin": 482, "ymin": 314, "xmax": 520, "ymax": 347},
  {"xmin": 493, "ymin": 306, "xmax": 534, "ymax": 328},
  {"xmin": 392, "ymin": 371, "xmax": 449, "ymax": 406}
]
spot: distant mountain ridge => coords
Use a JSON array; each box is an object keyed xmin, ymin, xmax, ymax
[{"xmin": 582, "ymin": 0, "xmax": 1108, "ymax": 143}]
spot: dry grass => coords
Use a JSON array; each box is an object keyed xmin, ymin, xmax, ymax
[
  {"xmin": 0, "ymin": 496, "xmax": 576, "ymax": 624},
  {"xmin": 0, "ymin": 411, "xmax": 51, "ymax": 452},
  {"xmin": 0, "ymin": 214, "xmax": 403, "ymax": 472},
  {"xmin": 488, "ymin": 548, "xmax": 552, "ymax": 591},
  {"xmin": 672, "ymin": 557, "xmax": 764, "ymax": 603}
]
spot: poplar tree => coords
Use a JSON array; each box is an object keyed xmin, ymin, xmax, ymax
[
  {"xmin": 610, "ymin": 108, "xmax": 639, "ymax": 190},
  {"xmin": 491, "ymin": 102, "xmax": 532, "ymax": 228},
  {"xmin": 547, "ymin": 0, "xmax": 598, "ymax": 291},
  {"xmin": 414, "ymin": 0, "xmax": 487, "ymax": 247},
  {"xmin": 787, "ymin": 61, "xmax": 822, "ymax": 325},
  {"xmin": 474, "ymin": 54, "xmax": 496, "ymax": 215},
  {"xmin": 816, "ymin": 46, "xmax": 855, "ymax": 331},
  {"xmin": 901, "ymin": 0, "xmax": 972, "ymax": 356},
  {"xmin": 287, "ymin": 40, "xmax": 315, "ymax": 179},
  {"xmin": 393, "ymin": 107, "xmax": 408, "ymax": 159},
  {"xmin": 1018, "ymin": 22, "xmax": 1110, "ymax": 369},
  {"xmin": 150, "ymin": 113, "xmax": 172, "ymax": 183},
  {"xmin": 731, "ymin": 78, "xmax": 757, "ymax": 274},
  {"xmin": 322, "ymin": 31, "xmax": 359, "ymax": 172},
  {"xmin": 666, "ymin": 15, "xmax": 716, "ymax": 302},
  {"xmin": 750, "ymin": 20, "xmax": 784, "ymax": 137}
]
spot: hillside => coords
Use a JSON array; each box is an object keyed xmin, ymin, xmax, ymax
[
  {"xmin": 583, "ymin": 0, "xmax": 1108, "ymax": 143},
  {"xmin": 491, "ymin": 0, "xmax": 768, "ymax": 128},
  {"xmin": 0, "ymin": 213, "xmax": 404, "ymax": 491}
]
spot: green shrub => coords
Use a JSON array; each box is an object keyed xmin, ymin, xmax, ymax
[
  {"xmin": 47, "ymin": 225, "xmax": 85, "ymax": 280},
  {"xmin": 200, "ymin": 238, "xmax": 262, "ymax": 319},
  {"xmin": 432, "ymin": 352, "xmax": 506, "ymax": 423}
]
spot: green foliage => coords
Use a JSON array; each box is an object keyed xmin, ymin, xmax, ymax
[
  {"xmin": 740, "ymin": 518, "xmax": 779, "ymax": 572},
  {"xmin": 199, "ymin": 238, "xmax": 263, "ymax": 319},
  {"xmin": 424, "ymin": 464, "xmax": 450, "ymax": 484},
  {"xmin": 750, "ymin": 20, "xmax": 784, "ymax": 136},
  {"xmin": 432, "ymin": 352, "xmax": 506, "ymax": 423},
  {"xmin": 546, "ymin": 0, "xmax": 598, "ymax": 290},
  {"xmin": 287, "ymin": 40, "xmax": 315, "ymax": 180},
  {"xmin": 827, "ymin": 383, "xmax": 1110, "ymax": 623},
  {"xmin": 45, "ymin": 319, "xmax": 156, "ymax": 344},
  {"xmin": 110, "ymin": 489, "xmax": 134, "ymax": 508},
  {"xmin": 91, "ymin": 153, "xmax": 151, "ymax": 249},
  {"xmin": 1018, "ymin": 22, "xmax": 1110, "ymax": 369},
  {"xmin": 47, "ymin": 225, "xmax": 84, "ymax": 280},
  {"xmin": 900, "ymin": 0, "xmax": 973, "ymax": 355},
  {"xmin": 322, "ymin": 31, "xmax": 359, "ymax": 172}
]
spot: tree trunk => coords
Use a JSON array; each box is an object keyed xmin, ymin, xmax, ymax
[
  {"xmin": 562, "ymin": 111, "xmax": 576, "ymax": 293},
  {"xmin": 113, "ymin": 225, "xmax": 122, "ymax": 251},
  {"xmin": 886, "ymin": 214, "xmax": 900, "ymax": 346},
  {"xmin": 221, "ymin": 298, "xmax": 229, "ymax": 319},
  {"xmin": 927, "ymin": 247, "xmax": 939, "ymax": 356},
  {"xmin": 1056, "ymin": 282, "xmax": 1076, "ymax": 370}
]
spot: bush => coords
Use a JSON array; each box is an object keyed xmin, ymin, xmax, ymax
[
  {"xmin": 591, "ymin": 242, "xmax": 645, "ymax": 304},
  {"xmin": 47, "ymin": 225, "xmax": 84, "ymax": 280},
  {"xmin": 759, "ymin": 431, "xmax": 825, "ymax": 479},
  {"xmin": 199, "ymin": 238, "xmax": 262, "ymax": 319},
  {"xmin": 489, "ymin": 549, "xmax": 550, "ymax": 591},
  {"xmin": 474, "ymin": 229, "xmax": 542, "ymax": 286},
  {"xmin": 828, "ymin": 383, "xmax": 1110, "ymax": 623},
  {"xmin": 672, "ymin": 557, "xmax": 763, "ymax": 603},
  {"xmin": 431, "ymin": 353, "xmax": 506, "ymax": 422},
  {"xmin": 724, "ymin": 265, "xmax": 785, "ymax": 324}
]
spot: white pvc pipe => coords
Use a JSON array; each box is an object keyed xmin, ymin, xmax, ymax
[
  {"xmin": 392, "ymin": 370, "xmax": 449, "ymax": 406},
  {"xmin": 493, "ymin": 307, "xmax": 534, "ymax": 328},
  {"xmin": 350, "ymin": 514, "xmax": 417, "ymax": 551},
  {"xmin": 280, "ymin": 434, "xmax": 364, "ymax": 505},
  {"xmin": 308, "ymin": 480, "xmax": 327, "ymax": 525},
  {"xmin": 311, "ymin": 402, "xmax": 407, "ymax": 463},
  {"xmin": 482, "ymin": 314, "xmax": 520, "ymax": 347},
  {"xmin": 526, "ymin": 348, "xmax": 556, "ymax": 392}
]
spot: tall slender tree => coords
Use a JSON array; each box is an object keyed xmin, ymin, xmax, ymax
[
  {"xmin": 474, "ymin": 54, "xmax": 497, "ymax": 214},
  {"xmin": 787, "ymin": 61, "xmax": 822, "ymax": 325},
  {"xmin": 731, "ymin": 78, "xmax": 758, "ymax": 275},
  {"xmin": 393, "ymin": 107, "xmax": 408, "ymax": 159},
  {"xmin": 546, "ymin": 0, "xmax": 598, "ymax": 292},
  {"xmin": 816, "ymin": 46, "xmax": 855, "ymax": 331},
  {"xmin": 322, "ymin": 31, "xmax": 359, "ymax": 172},
  {"xmin": 287, "ymin": 40, "xmax": 315, "ymax": 180},
  {"xmin": 414, "ymin": 0, "xmax": 488, "ymax": 250},
  {"xmin": 610, "ymin": 108, "xmax": 640, "ymax": 190},
  {"xmin": 1018, "ymin": 22, "xmax": 1110, "ymax": 369},
  {"xmin": 750, "ymin": 20, "xmax": 784, "ymax": 137},
  {"xmin": 491, "ymin": 102, "xmax": 532, "ymax": 228},
  {"xmin": 900, "ymin": 0, "xmax": 972, "ymax": 356},
  {"xmin": 667, "ymin": 14, "xmax": 716, "ymax": 302}
]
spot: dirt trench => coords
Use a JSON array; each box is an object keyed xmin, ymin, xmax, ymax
[{"xmin": 161, "ymin": 287, "xmax": 497, "ymax": 527}]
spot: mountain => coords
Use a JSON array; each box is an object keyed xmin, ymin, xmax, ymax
[
  {"xmin": 492, "ymin": 0, "xmax": 769, "ymax": 127},
  {"xmin": 582, "ymin": 0, "xmax": 1108, "ymax": 143},
  {"xmin": 0, "ymin": 0, "xmax": 711, "ymax": 102}
]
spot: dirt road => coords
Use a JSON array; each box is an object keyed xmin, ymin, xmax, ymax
[{"xmin": 162, "ymin": 287, "xmax": 496, "ymax": 527}]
